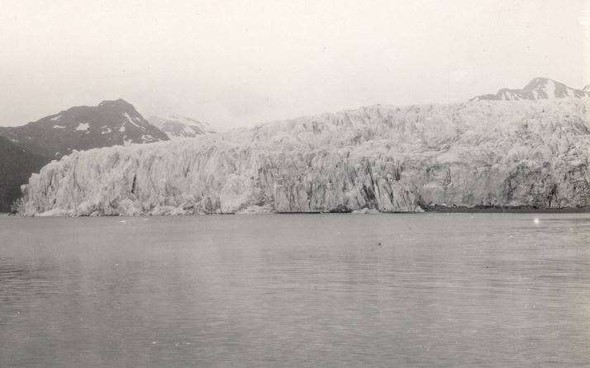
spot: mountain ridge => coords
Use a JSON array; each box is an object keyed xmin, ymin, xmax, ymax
[{"xmin": 0, "ymin": 99, "xmax": 168, "ymax": 158}]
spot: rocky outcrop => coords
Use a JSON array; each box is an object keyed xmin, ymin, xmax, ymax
[{"xmin": 17, "ymin": 98, "xmax": 590, "ymax": 216}]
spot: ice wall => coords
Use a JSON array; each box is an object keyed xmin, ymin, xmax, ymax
[{"xmin": 18, "ymin": 99, "xmax": 590, "ymax": 216}]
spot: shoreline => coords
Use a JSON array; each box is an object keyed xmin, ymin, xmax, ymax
[
  {"xmin": 4, "ymin": 206, "xmax": 590, "ymax": 217},
  {"xmin": 422, "ymin": 205, "xmax": 590, "ymax": 214}
]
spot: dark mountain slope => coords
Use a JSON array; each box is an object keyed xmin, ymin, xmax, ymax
[{"xmin": 0, "ymin": 136, "xmax": 48, "ymax": 212}]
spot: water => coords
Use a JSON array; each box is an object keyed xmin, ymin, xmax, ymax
[{"xmin": 1, "ymin": 213, "xmax": 590, "ymax": 367}]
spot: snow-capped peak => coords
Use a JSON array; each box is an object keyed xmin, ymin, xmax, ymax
[
  {"xmin": 149, "ymin": 115, "xmax": 216, "ymax": 140},
  {"xmin": 471, "ymin": 77, "xmax": 590, "ymax": 101}
]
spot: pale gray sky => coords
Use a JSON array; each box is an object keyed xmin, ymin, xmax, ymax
[{"xmin": 1, "ymin": 0, "xmax": 588, "ymax": 128}]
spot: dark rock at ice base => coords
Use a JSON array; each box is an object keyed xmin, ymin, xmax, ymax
[{"xmin": 0, "ymin": 136, "xmax": 46, "ymax": 212}]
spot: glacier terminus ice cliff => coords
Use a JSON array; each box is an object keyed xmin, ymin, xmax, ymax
[{"xmin": 16, "ymin": 98, "xmax": 590, "ymax": 216}]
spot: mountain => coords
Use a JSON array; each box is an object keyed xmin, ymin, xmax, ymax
[
  {"xmin": 0, "ymin": 99, "xmax": 168, "ymax": 158},
  {"xmin": 0, "ymin": 136, "xmax": 46, "ymax": 212},
  {"xmin": 471, "ymin": 77, "xmax": 590, "ymax": 101},
  {"xmin": 17, "ymin": 98, "xmax": 590, "ymax": 216},
  {"xmin": 0, "ymin": 99, "xmax": 168, "ymax": 212},
  {"xmin": 149, "ymin": 115, "xmax": 215, "ymax": 140}
]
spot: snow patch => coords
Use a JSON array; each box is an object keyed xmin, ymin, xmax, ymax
[
  {"xmin": 53, "ymin": 125, "xmax": 66, "ymax": 129},
  {"xmin": 76, "ymin": 123, "xmax": 90, "ymax": 131},
  {"xmin": 123, "ymin": 112, "xmax": 144, "ymax": 130},
  {"xmin": 545, "ymin": 79, "xmax": 556, "ymax": 98}
]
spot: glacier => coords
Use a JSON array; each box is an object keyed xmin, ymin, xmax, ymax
[{"xmin": 17, "ymin": 98, "xmax": 590, "ymax": 216}]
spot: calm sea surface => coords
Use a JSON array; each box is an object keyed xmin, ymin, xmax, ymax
[{"xmin": 1, "ymin": 213, "xmax": 589, "ymax": 367}]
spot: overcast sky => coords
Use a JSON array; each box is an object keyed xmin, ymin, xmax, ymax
[{"xmin": 1, "ymin": 0, "xmax": 588, "ymax": 128}]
